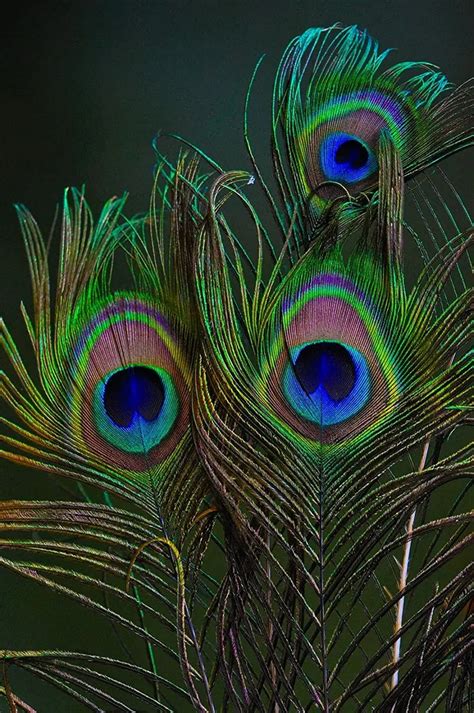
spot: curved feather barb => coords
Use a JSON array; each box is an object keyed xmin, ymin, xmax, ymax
[{"xmin": 1, "ymin": 24, "xmax": 473, "ymax": 713}]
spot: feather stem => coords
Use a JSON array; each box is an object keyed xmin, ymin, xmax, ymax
[
  {"xmin": 265, "ymin": 531, "xmax": 280, "ymax": 712},
  {"xmin": 132, "ymin": 583, "xmax": 161, "ymax": 702},
  {"xmin": 0, "ymin": 686, "xmax": 36, "ymax": 713},
  {"xmin": 390, "ymin": 438, "xmax": 430, "ymax": 693},
  {"xmin": 2, "ymin": 662, "xmax": 18, "ymax": 713}
]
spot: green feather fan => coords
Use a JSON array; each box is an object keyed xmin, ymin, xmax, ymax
[{"xmin": 0, "ymin": 24, "xmax": 472, "ymax": 713}]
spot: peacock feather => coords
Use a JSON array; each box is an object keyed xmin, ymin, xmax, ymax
[
  {"xmin": 269, "ymin": 25, "xmax": 473, "ymax": 228},
  {"xmin": 1, "ymin": 24, "xmax": 472, "ymax": 712},
  {"xmin": 190, "ymin": 156, "xmax": 472, "ymax": 708},
  {"xmin": 0, "ymin": 168, "xmax": 216, "ymax": 709}
]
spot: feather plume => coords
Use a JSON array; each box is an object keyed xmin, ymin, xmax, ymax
[
  {"xmin": 271, "ymin": 25, "xmax": 473, "ymax": 215},
  {"xmin": 0, "ymin": 169, "xmax": 207, "ymax": 532},
  {"xmin": 239, "ymin": 25, "xmax": 474, "ymax": 260}
]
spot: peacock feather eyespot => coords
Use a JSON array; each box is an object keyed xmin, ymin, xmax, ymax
[
  {"xmin": 69, "ymin": 293, "xmax": 192, "ymax": 475},
  {"xmin": 298, "ymin": 85, "xmax": 419, "ymax": 206},
  {"xmin": 319, "ymin": 132, "xmax": 377, "ymax": 185},
  {"xmin": 283, "ymin": 339, "xmax": 372, "ymax": 426},
  {"xmin": 103, "ymin": 366, "xmax": 165, "ymax": 428},
  {"xmin": 95, "ymin": 365, "xmax": 178, "ymax": 452},
  {"xmin": 259, "ymin": 258, "xmax": 401, "ymax": 445}
]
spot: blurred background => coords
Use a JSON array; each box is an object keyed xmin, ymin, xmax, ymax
[{"xmin": 1, "ymin": 1, "xmax": 472, "ymax": 708}]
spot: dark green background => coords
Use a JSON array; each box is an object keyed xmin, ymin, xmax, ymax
[{"xmin": 1, "ymin": 1, "xmax": 472, "ymax": 709}]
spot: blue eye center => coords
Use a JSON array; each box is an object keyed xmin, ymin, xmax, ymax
[
  {"xmin": 293, "ymin": 342, "xmax": 356, "ymax": 402},
  {"xmin": 335, "ymin": 139, "xmax": 368, "ymax": 170},
  {"xmin": 320, "ymin": 132, "xmax": 377, "ymax": 184},
  {"xmin": 104, "ymin": 366, "xmax": 165, "ymax": 427}
]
